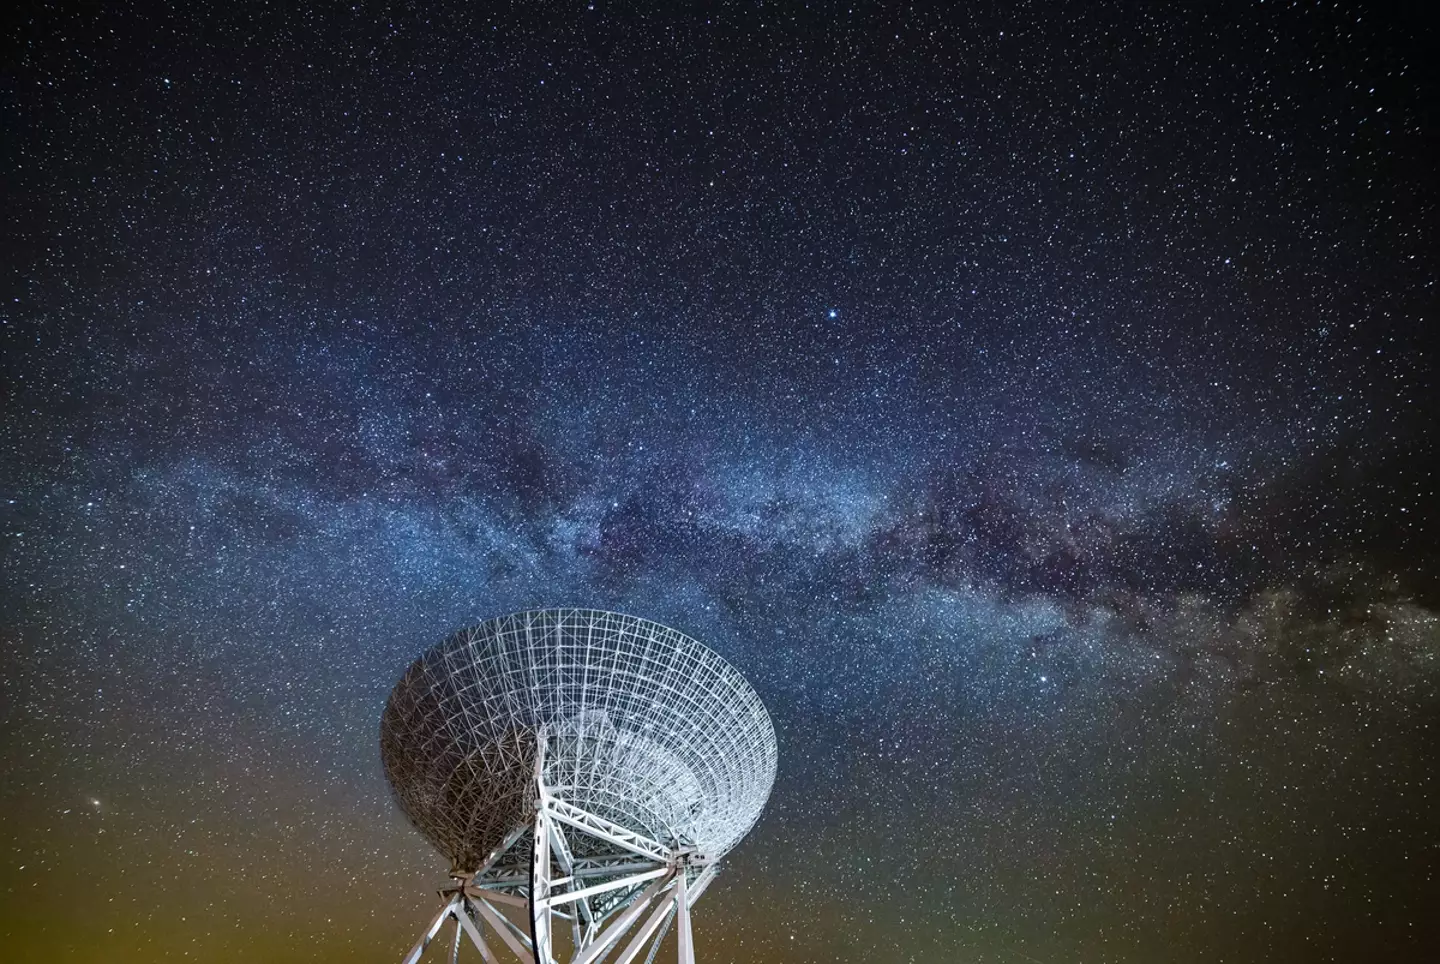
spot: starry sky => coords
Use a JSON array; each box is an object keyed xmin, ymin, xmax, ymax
[{"xmin": 2, "ymin": 2, "xmax": 1436, "ymax": 962}]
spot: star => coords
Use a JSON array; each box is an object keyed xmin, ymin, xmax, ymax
[{"xmin": 1, "ymin": 4, "xmax": 1432, "ymax": 961}]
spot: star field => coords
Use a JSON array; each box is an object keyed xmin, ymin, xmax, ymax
[{"xmin": 1, "ymin": 2, "xmax": 1436, "ymax": 962}]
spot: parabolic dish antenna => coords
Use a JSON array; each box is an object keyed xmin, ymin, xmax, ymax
[{"xmin": 381, "ymin": 608, "xmax": 777, "ymax": 964}]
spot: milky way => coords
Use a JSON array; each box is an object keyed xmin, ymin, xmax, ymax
[{"xmin": 2, "ymin": 3, "xmax": 1436, "ymax": 962}]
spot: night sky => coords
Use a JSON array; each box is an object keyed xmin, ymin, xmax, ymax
[{"xmin": 2, "ymin": 2, "xmax": 1436, "ymax": 962}]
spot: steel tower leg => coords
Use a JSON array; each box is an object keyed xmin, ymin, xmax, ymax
[
  {"xmin": 470, "ymin": 896, "xmax": 537, "ymax": 963},
  {"xmin": 530, "ymin": 729, "xmax": 554, "ymax": 964},
  {"xmin": 454, "ymin": 900, "xmax": 503, "ymax": 964},
  {"xmin": 611, "ymin": 889, "xmax": 678, "ymax": 964},
  {"xmin": 402, "ymin": 896, "xmax": 462, "ymax": 964},
  {"xmin": 639, "ymin": 904, "xmax": 676, "ymax": 964},
  {"xmin": 400, "ymin": 796, "xmax": 718, "ymax": 964},
  {"xmin": 571, "ymin": 872, "xmax": 676, "ymax": 964},
  {"xmin": 531, "ymin": 804, "xmax": 553, "ymax": 964},
  {"xmin": 675, "ymin": 869, "xmax": 694, "ymax": 964}
]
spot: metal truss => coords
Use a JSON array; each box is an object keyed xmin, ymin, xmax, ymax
[
  {"xmin": 401, "ymin": 777, "xmax": 717, "ymax": 964},
  {"xmin": 381, "ymin": 610, "xmax": 776, "ymax": 876},
  {"xmin": 385, "ymin": 610, "xmax": 773, "ymax": 964}
]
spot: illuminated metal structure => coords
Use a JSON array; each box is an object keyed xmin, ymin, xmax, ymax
[{"xmin": 381, "ymin": 609, "xmax": 777, "ymax": 964}]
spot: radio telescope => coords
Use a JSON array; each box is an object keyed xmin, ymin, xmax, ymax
[{"xmin": 381, "ymin": 609, "xmax": 777, "ymax": 964}]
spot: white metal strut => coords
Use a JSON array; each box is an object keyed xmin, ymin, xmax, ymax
[{"xmin": 398, "ymin": 772, "xmax": 715, "ymax": 964}]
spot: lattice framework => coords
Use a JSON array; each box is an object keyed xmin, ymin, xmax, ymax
[{"xmin": 381, "ymin": 609, "xmax": 777, "ymax": 964}]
